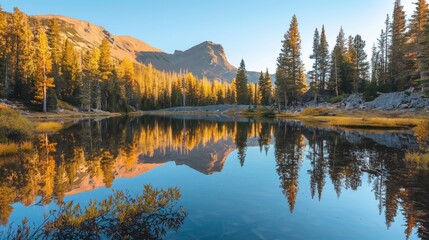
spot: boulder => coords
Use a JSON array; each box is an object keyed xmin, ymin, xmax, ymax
[
  {"xmin": 340, "ymin": 94, "xmax": 364, "ymax": 110},
  {"xmin": 365, "ymin": 91, "xmax": 428, "ymax": 110}
]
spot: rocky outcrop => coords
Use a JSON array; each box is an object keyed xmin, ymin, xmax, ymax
[
  {"xmin": 338, "ymin": 90, "xmax": 429, "ymax": 111},
  {"xmin": 366, "ymin": 91, "xmax": 429, "ymax": 110},
  {"xmin": 339, "ymin": 94, "xmax": 365, "ymax": 110}
]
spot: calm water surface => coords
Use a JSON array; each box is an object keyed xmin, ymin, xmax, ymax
[{"xmin": 1, "ymin": 116, "xmax": 428, "ymax": 239}]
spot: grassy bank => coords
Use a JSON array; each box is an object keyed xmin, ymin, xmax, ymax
[
  {"xmin": 0, "ymin": 104, "xmax": 69, "ymax": 156},
  {"xmin": 270, "ymin": 107, "xmax": 429, "ymax": 130},
  {"xmin": 0, "ymin": 104, "xmax": 34, "ymax": 142}
]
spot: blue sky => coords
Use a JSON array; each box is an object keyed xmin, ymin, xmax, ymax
[{"xmin": 0, "ymin": 0, "xmax": 415, "ymax": 73}]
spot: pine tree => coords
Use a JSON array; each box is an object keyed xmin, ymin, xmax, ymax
[
  {"xmin": 47, "ymin": 18, "xmax": 63, "ymax": 97},
  {"xmin": 374, "ymin": 15, "xmax": 391, "ymax": 89},
  {"xmin": 408, "ymin": 0, "xmax": 429, "ymax": 81},
  {"xmin": 8, "ymin": 7, "xmax": 35, "ymax": 101},
  {"xmin": 235, "ymin": 59, "xmax": 249, "ymax": 104},
  {"xmin": 275, "ymin": 15, "xmax": 306, "ymax": 107},
  {"xmin": 390, "ymin": 0, "xmax": 407, "ymax": 90},
  {"xmin": 318, "ymin": 25, "xmax": 330, "ymax": 91},
  {"xmin": 329, "ymin": 28, "xmax": 347, "ymax": 96},
  {"xmin": 371, "ymin": 44, "xmax": 379, "ymax": 83},
  {"xmin": 258, "ymin": 70, "xmax": 265, "ymax": 104},
  {"xmin": 310, "ymin": 28, "xmax": 320, "ymax": 90},
  {"xmin": 259, "ymin": 69, "xmax": 272, "ymax": 106},
  {"xmin": 34, "ymin": 29, "xmax": 55, "ymax": 112},
  {"xmin": 99, "ymin": 39, "xmax": 112, "ymax": 81},
  {"xmin": 0, "ymin": 7, "xmax": 7, "ymax": 97},
  {"xmin": 352, "ymin": 35, "xmax": 369, "ymax": 92},
  {"xmin": 119, "ymin": 57, "xmax": 137, "ymax": 108},
  {"xmin": 61, "ymin": 39, "xmax": 80, "ymax": 102},
  {"xmin": 81, "ymin": 50, "xmax": 91, "ymax": 111}
]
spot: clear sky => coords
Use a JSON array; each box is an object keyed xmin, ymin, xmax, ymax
[{"xmin": 0, "ymin": 0, "xmax": 415, "ymax": 73}]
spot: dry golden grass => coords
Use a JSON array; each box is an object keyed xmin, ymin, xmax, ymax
[
  {"xmin": 274, "ymin": 106, "xmax": 429, "ymax": 130},
  {"xmin": 316, "ymin": 116, "xmax": 424, "ymax": 129},
  {"xmin": 301, "ymin": 107, "xmax": 334, "ymax": 116},
  {"xmin": 405, "ymin": 151, "xmax": 429, "ymax": 170},
  {"xmin": 0, "ymin": 141, "xmax": 33, "ymax": 157},
  {"xmin": 1, "ymin": 105, "xmax": 34, "ymax": 142},
  {"xmin": 36, "ymin": 122, "xmax": 63, "ymax": 132}
]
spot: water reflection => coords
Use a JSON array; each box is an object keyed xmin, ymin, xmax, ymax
[{"xmin": 0, "ymin": 116, "xmax": 428, "ymax": 239}]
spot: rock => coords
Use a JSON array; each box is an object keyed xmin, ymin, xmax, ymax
[
  {"xmin": 365, "ymin": 90, "xmax": 428, "ymax": 110},
  {"xmin": 340, "ymin": 94, "xmax": 364, "ymax": 110}
]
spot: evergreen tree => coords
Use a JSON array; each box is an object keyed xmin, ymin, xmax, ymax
[
  {"xmin": 310, "ymin": 28, "xmax": 320, "ymax": 90},
  {"xmin": 47, "ymin": 18, "xmax": 63, "ymax": 97},
  {"xmin": 352, "ymin": 35, "xmax": 369, "ymax": 92},
  {"xmin": 0, "ymin": 7, "xmax": 7, "ymax": 97},
  {"xmin": 61, "ymin": 39, "xmax": 80, "ymax": 102},
  {"xmin": 260, "ymin": 69, "xmax": 272, "ymax": 106},
  {"xmin": 408, "ymin": 0, "xmax": 429, "ymax": 81},
  {"xmin": 275, "ymin": 15, "xmax": 306, "ymax": 107},
  {"xmin": 318, "ymin": 25, "xmax": 330, "ymax": 91},
  {"xmin": 258, "ymin": 70, "xmax": 265, "ymax": 104},
  {"xmin": 390, "ymin": 0, "xmax": 407, "ymax": 90},
  {"xmin": 34, "ymin": 29, "xmax": 55, "ymax": 112},
  {"xmin": 8, "ymin": 7, "xmax": 35, "ymax": 101},
  {"xmin": 99, "ymin": 39, "xmax": 112, "ymax": 81},
  {"xmin": 235, "ymin": 59, "xmax": 249, "ymax": 104},
  {"xmin": 374, "ymin": 15, "xmax": 391, "ymax": 89},
  {"xmin": 80, "ymin": 51, "xmax": 91, "ymax": 112},
  {"xmin": 329, "ymin": 28, "xmax": 347, "ymax": 96},
  {"xmin": 371, "ymin": 44, "xmax": 379, "ymax": 83},
  {"xmin": 119, "ymin": 57, "xmax": 137, "ymax": 108}
]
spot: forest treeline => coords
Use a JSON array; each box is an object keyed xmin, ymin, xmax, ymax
[
  {"xmin": 1, "ymin": 0, "xmax": 429, "ymax": 112},
  {"xmin": 273, "ymin": 0, "xmax": 429, "ymax": 106},
  {"xmin": 0, "ymin": 8, "xmax": 246, "ymax": 112}
]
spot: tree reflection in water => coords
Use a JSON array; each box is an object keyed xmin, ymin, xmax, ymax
[
  {"xmin": 3, "ymin": 186, "xmax": 186, "ymax": 240},
  {"xmin": 272, "ymin": 121, "xmax": 429, "ymax": 240},
  {"xmin": 0, "ymin": 116, "xmax": 428, "ymax": 239}
]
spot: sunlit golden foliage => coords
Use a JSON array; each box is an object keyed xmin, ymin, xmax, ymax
[{"xmin": 36, "ymin": 122, "xmax": 63, "ymax": 133}]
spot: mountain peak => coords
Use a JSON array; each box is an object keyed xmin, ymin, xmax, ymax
[
  {"xmin": 35, "ymin": 15, "xmax": 260, "ymax": 82},
  {"xmin": 35, "ymin": 14, "xmax": 162, "ymax": 61}
]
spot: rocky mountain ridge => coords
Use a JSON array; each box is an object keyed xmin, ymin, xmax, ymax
[{"xmin": 35, "ymin": 15, "xmax": 260, "ymax": 83}]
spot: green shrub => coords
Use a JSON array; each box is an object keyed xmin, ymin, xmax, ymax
[
  {"xmin": 327, "ymin": 94, "xmax": 348, "ymax": 104},
  {"xmin": 363, "ymin": 82, "xmax": 379, "ymax": 101}
]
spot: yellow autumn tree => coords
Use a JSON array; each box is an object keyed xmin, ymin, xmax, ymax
[{"xmin": 35, "ymin": 29, "xmax": 55, "ymax": 112}]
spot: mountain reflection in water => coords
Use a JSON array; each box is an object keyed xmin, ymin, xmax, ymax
[{"xmin": 0, "ymin": 116, "xmax": 428, "ymax": 239}]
